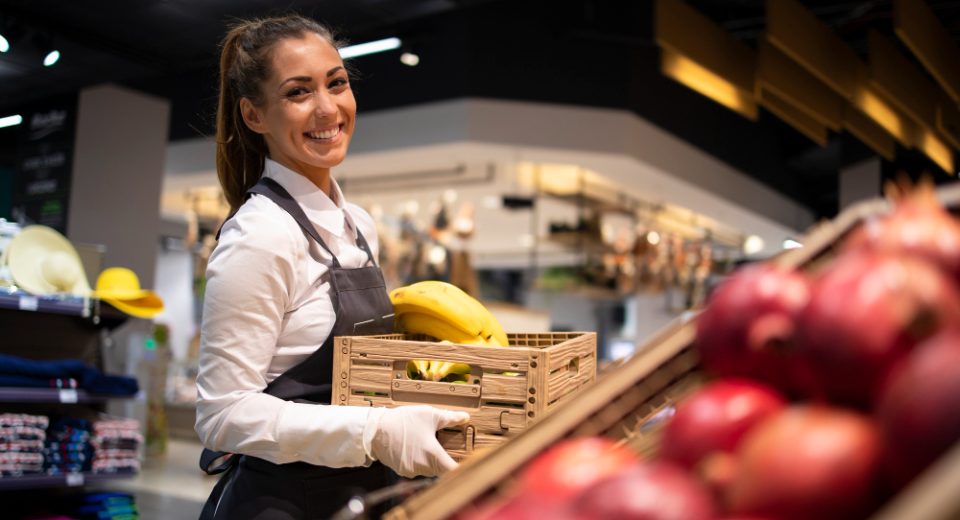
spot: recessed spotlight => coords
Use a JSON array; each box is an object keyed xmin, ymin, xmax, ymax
[{"xmin": 400, "ymin": 51, "xmax": 420, "ymax": 66}]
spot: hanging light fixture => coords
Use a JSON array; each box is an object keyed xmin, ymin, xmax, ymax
[
  {"xmin": 0, "ymin": 16, "xmax": 24, "ymax": 54},
  {"xmin": 33, "ymin": 32, "xmax": 60, "ymax": 67}
]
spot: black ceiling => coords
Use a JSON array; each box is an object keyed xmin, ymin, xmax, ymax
[{"xmin": 1, "ymin": 0, "xmax": 959, "ymax": 220}]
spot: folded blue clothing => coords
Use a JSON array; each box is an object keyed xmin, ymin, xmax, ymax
[
  {"xmin": 0, "ymin": 375, "xmax": 78, "ymax": 389},
  {"xmin": 0, "ymin": 354, "xmax": 138, "ymax": 396}
]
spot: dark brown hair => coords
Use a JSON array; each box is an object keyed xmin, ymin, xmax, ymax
[{"xmin": 215, "ymin": 15, "xmax": 343, "ymax": 212}]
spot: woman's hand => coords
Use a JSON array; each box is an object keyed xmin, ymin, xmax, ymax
[{"xmin": 364, "ymin": 405, "xmax": 470, "ymax": 478}]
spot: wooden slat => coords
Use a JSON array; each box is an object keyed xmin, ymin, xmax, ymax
[
  {"xmin": 894, "ymin": 0, "xmax": 960, "ymax": 103},
  {"xmin": 347, "ymin": 394, "xmax": 394, "ymax": 408},
  {"xmin": 869, "ymin": 30, "xmax": 939, "ymax": 129},
  {"xmin": 497, "ymin": 410, "xmax": 526, "ymax": 431},
  {"xmin": 937, "ymin": 102, "xmax": 960, "ymax": 151},
  {"xmin": 655, "ymin": 0, "xmax": 754, "ymax": 94},
  {"xmin": 480, "ymin": 373, "xmax": 527, "ymax": 404},
  {"xmin": 766, "ymin": 0, "xmax": 860, "ymax": 99},
  {"xmin": 347, "ymin": 337, "xmax": 531, "ymax": 371},
  {"xmin": 844, "ymin": 103, "xmax": 897, "ymax": 161},
  {"xmin": 545, "ymin": 332, "xmax": 598, "ymax": 372},
  {"xmin": 437, "ymin": 429, "xmax": 470, "ymax": 452},
  {"xmin": 758, "ymin": 85, "xmax": 830, "ymax": 146},
  {"xmin": 392, "ymin": 379, "xmax": 481, "ymax": 398},
  {"xmin": 346, "ymin": 364, "xmax": 392, "ymax": 393},
  {"xmin": 757, "ymin": 39, "xmax": 846, "ymax": 131},
  {"xmin": 507, "ymin": 332, "xmax": 579, "ymax": 346},
  {"xmin": 546, "ymin": 358, "xmax": 594, "ymax": 404}
]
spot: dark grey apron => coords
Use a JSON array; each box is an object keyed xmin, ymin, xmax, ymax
[{"xmin": 199, "ymin": 177, "xmax": 397, "ymax": 519}]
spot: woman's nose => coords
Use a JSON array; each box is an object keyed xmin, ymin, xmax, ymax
[{"xmin": 313, "ymin": 90, "xmax": 337, "ymax": 116}]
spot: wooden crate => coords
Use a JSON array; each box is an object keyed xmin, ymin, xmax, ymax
[
  {"xmin": 332, "ymin": 331, "xmax": 597, "ymax": 459},
  {"xmin": 384, "ymin": 183, "xmax": 960, "ymax": 520}
]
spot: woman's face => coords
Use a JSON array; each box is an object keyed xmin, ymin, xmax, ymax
[{"xmin": 241, "ymin": 32, "xmax": 356, "ymax": 182}]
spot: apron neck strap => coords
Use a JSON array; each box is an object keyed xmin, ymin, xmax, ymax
[{"xmin": 247, "ymin": 177, "xmax": 378, "ymax": 268}]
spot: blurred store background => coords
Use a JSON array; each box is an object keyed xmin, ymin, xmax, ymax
[{"xmin": 0, "ymin": 0, "xmax": 958, "ymax": 518}]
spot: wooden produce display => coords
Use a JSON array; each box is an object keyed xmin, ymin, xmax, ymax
[
  {"xmin": 383, "ymin": 182, "xmax": 960, "ymax": 520},
  {"xmin": 332, "ymin": 332, "xmax": 597, "ymax": 459}
]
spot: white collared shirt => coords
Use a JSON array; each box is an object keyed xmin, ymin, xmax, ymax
[{"xmin": 195, "ymin": 158, "xmax": 380, "ymax": 468}]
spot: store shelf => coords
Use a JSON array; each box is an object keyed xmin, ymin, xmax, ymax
[
  {"xmin": 0, "ymin": 471, "xmax": 136, "ymax": 491},
  {"xmin": 0, "ymin": 290, "xmax": 129, "ymax": 329},
  {"xmin": 0, "ymin": 291, "xmax": 89, "ymax": 318},
  {"xmin": 0, "ymin": 387, "xmax": 139, "ymax": 404},
  {"xmin": 545, "ymin": 231, "xmax": 608, "ymax": 251}
]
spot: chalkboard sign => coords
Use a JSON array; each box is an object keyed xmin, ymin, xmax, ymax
[{"xmin": 12, "ymin": 95, "xmax": 78, "ymax": 234}]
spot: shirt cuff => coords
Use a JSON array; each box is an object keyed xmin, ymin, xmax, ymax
[{"xmin": 276, "ymin": 403, "xmax": 376, "ymax": 468}]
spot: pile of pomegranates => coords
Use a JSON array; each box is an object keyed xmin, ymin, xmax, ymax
[{"xmin": 459, "ymin": 185, "xmax": 960, "ymax": 520}]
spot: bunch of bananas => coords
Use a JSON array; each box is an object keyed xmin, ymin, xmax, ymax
[{"xmin": 390, "ymin": 280, "xmax": 510, "ymax": 382}]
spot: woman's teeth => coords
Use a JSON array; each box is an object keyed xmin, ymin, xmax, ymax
[{"xmin": 306, "ymin": 127, "xmax": 339, "ymax": 140}]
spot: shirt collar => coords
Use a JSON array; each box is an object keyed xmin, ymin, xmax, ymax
[{"xmin": 262, "ymin": 158, "xmax": 350, "ymax": 237}]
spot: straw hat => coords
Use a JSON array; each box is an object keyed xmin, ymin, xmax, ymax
[
  {"xmin": 5, "ymin": 225, "xmax": 92, "ymax": 296},
  {"xmin": 93, "ymin": 267, "xmax": 164, "ymax": 318}
]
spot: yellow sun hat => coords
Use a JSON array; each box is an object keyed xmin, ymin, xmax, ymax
[
  {"xmin": 93, "ymin": 267, "xmax": 164, "ymax": 319},
  {"xmin": 5, "ymin": 225, "xmax": 92, "ymax": 296}
]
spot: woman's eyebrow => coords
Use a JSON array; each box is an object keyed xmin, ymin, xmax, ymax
[{"xmin": 278, "ymin": 76, "xmax": 312, "ymax": 89}]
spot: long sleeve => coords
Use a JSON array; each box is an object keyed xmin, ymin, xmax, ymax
[{"xmin": 194, "ymin": 203, "xmax": 375, "ymax": 468}]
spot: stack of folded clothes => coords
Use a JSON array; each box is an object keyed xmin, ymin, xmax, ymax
[
  {"xmin": 64, "ymin": 491, "xmax": 139, "ymax": 520},
  {"xmin": 43, "ymin": 417, "xmax": 93, "ymax": 475},
  {"xmin": 0, "ymin": 354, "xmax": 138, "ymax": 396},
  {"xmin": 0, "ymin": 413, "xmax": 48, "ymax": 477},
  {"xmin": 91, "ymin": 418, "xmax": 141, "ymax": 475},
  {"xmin": 22, "ymin": 491, "xmax": 139, "ymax": 520}
]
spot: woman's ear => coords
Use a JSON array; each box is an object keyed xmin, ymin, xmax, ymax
[{"xmin": 240, "ymin": 97, "xmax": 267, "ymax": 134}]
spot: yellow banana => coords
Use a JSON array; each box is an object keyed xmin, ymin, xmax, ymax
[
  {"xmin": 406, "ymin": 359, "xmax": 432, "ymax": 380},
  {"xmin": 390, "ymin": 282, "xmax": 484, "ymax": 338},
  {"xmin": 431, "ymin": 361, "xmax": 472, "ymax": 382},
  {"xmin": 396, "ymin": 312, "xmax": 486, "ymax": 345},
  {"xmin": 391, "ymin": 281, "xmax": 510, "ymax": 347}
]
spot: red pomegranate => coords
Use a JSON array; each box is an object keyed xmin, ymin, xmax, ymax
[
  {"xmin": 695, "ymin": 264, "xmax": 811, "ymax": 393},
  {"xmin": 660, "ymin": 379, "xmax": 786, "ymax": 470},
  {"xmin": 795, "ymin": 251, "xmax": 960, "ymax": 407},
  {"xmin": 727, "ymin": 406, "xmax": 884, "ymax": 520},
  {"xmin": 571, "ymin": 461, "xmax": 716, "ymax": 520},
  {"xmin": 844, "ymin": 184, "xmax": 960, "ymax": 282},
  {"xmin": 876, "ymin": 327, "xmax": 960, "ymax": 488},
  {"xmin": 515, "ymin": 436, "xmax": 639, "ymax": 500}
]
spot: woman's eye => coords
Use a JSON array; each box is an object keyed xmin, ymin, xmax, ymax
[
  {"xmin": 328, "ymin": 78, "xmax": 349, "ymax": 89},
  {"xmin": 286, "ymin": 87, "xmax": 310, "ymax": 98}
]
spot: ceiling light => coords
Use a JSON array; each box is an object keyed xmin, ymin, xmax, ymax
[
  {"xmin": 0, "ymin": 114, "xmax": 23, "ymax": 128},
  {"xmin": 0, "ymin": 33, "xmax": 8, "ymax": 53},
  {"xmin": 42, "ymin": 49, "xmax": 60, "ymax": 67},
  {"xmin": 783, "ymin": 238, "xmax": 803, "ymax": 249},
  {"xmin": 339, "ymin": 37, "xmax": 401, "ymax": 59},
  {"xmin": 400, "ymin": 51, "xmax": 420, "ymax": 67},
  {"xmin": 743, "ymin": 235, "xmax": 765, "ymax": 255},
  {"xmin": 33, "ymin": 32, "xmax": 60, "ymax": 67}
]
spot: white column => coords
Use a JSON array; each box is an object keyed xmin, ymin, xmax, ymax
[{"xmin": 68, "ymin": 84, "xmax": 170, "ymax": 288}]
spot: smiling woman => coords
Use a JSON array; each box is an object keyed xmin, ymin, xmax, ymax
[
  {"xmin": 238, "ymin": 33, "xmax": 356, "ymax": 197},
  {"xmin": 195, "ymin": 14, "xmax": 469, "ymax": 520}
]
